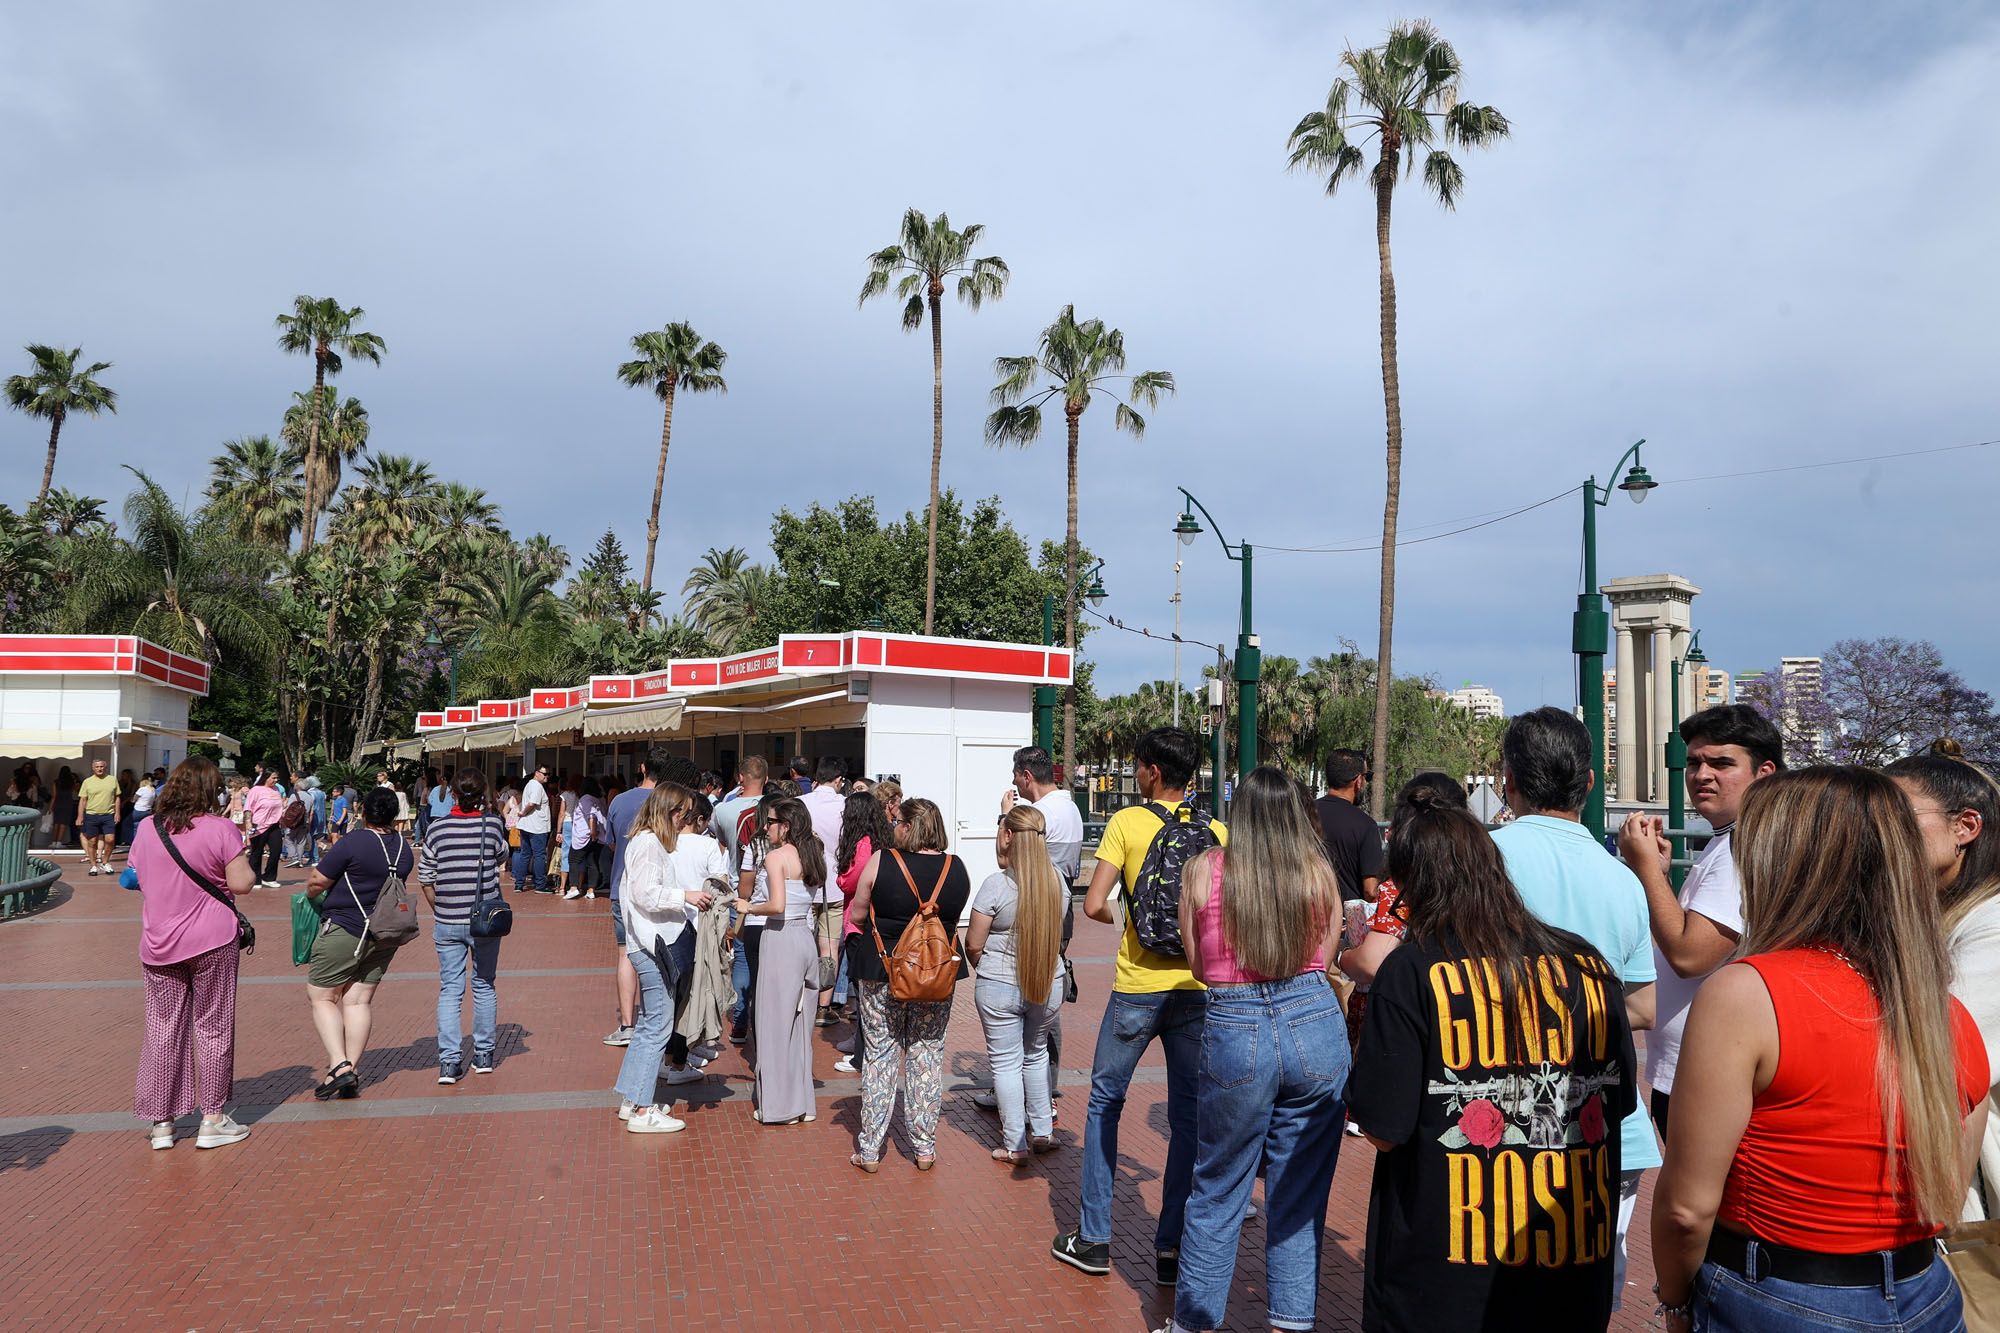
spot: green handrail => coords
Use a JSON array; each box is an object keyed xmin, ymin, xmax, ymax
[{"xmin": 0, "ymin": 806, "xmax": 60, "ymax": 919}]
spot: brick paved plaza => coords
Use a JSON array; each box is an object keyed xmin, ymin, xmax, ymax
[{"xmin": 0, "ymin": 861, "xmax": 1667, "ymax": 1331}]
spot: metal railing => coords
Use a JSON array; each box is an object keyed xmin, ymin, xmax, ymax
[{"xmin": 0, "ymin": 806, "xmax": 61, "ymax": 919}]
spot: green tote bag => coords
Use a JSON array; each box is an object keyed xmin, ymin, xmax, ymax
[{"xmin": 290, "ymin": 891, "xmax": 323, "ymax": 967}]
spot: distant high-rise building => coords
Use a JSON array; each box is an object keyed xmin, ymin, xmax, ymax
[
  {"xmin": 1444, "ymin": 685, "xmax": 1504, "ymax": 721},
  {"xmin": 1692, "ymin": 664, "xmax": 1731, "ymax": 710}
]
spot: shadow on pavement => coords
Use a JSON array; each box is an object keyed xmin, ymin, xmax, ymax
[{"xmin": 0, "ymin": 1125, "xmax": 76, "ymax": 1173}]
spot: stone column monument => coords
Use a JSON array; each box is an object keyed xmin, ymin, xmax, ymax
[{"xmin": 1603, "ymin": 574, "xmax": 1701, "ymax": 803}]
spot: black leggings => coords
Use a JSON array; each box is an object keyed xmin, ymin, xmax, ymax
[
  {"xmin": 577, "ymin": 843, "xmax": 609, "ymax": 891},
  {"xmin": 252, "ymin": 826, "xmax": 283, "ymax": 882},
  {"xmin": 1650, "ymin": 1088, "xmax": 1671, "ymax": 1143}
]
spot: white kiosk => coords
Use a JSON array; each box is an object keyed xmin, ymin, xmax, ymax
[{"xmin": 402, "ymin": 631, "xmax": 1073, "ymax": 888}]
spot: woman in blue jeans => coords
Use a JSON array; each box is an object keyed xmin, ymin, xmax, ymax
[
  {"xmin": 1157, "ymin": 766, "xmax": 1347, "ymax": 1333},
  {"xmin": 966, "ymin": 802, "xmax": 1071, "ymax": 1163},
  {"xmin": 416, "ymin": 769, "xmax": 510, "ymax": 1084},
  {"xmin": 613, "ymin": 783, "xmax": 714, "ymax": 1134}
]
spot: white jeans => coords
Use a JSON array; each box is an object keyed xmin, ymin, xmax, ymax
[
  {"xmin": 973, "ymin": 976, "xmax": 1060, "ymax": 1152},
  {"xmin": 1613, "ymin": 1167, "xmax": 1644, "ymax": 1310}
]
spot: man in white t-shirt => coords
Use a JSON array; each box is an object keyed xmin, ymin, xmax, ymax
[
  {"xmin": 799, "ymin": 757, "xmax": 850, "ymax": 1021},
  {"xmin": 515, "ymin": 763, "xmax": 553, "ymax": 894},
  {"xmin": 1618, "ymin": 704, "xmax": 1783, "ymax": 1139},
  {"xmin": 713, "ymin": 757, "xmax": 767, "ymax": 1043},
  {"xmin": 978, "ymin": 745, "xmax": 1085, "ymax": 1114}
]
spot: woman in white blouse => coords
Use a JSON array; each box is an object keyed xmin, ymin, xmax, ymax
[{"xmin": 614, "ymin": 783, "xmax": 716, "ymax": 1133}]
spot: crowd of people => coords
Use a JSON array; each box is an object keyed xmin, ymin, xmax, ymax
[{"xmin": 105, "ymin": 699, "xmax": 2000, "ymax": 1332}]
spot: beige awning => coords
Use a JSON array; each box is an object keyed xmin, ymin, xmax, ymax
[
  {"xmin": 517, "ymin": 704, "xmax": 587, "ymax": 742},
  {"xmin": 0, "ymin": 728, "xmax": 109, "ymax": 759},
  {"xmin": 390, "ymin": 738, "xmax": 426, "ymax": 762},
  {"xmin": 463, "ymin": 723, "xmax": 520, "ymax": 751},
  {"xmin": 582, "ymin": 698, "xmax": 686, "ymax": 739}
]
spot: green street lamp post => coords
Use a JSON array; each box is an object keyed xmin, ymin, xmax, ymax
[
  {"xmin": 1666, "ymin": 630, "xmax": 1704, "ymax": 887},
  {"xmin": 1575, "ymin": 439, "xmax": 1658, "ymax": 842},
  {"xmin": 1176, "ymin": 489, "xmax": 1258, "ymax": 782}
]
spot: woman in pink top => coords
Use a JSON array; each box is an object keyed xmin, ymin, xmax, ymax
[
  {"xmin": 830, "ymin": 793, "xmax": 894, "ymax": 1069},
  {"xmin": 1164, "ymin": 766, "xmax": 1347, "ymax": 1333},
  {"xmin": 242, "ymin": 771, "xmax": 285, "ymax": 889},
  {"xmin": 127, "ymin": 757, "xmax": 257, "ymax": 1152}
]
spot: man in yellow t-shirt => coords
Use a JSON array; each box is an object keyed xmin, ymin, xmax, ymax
[
  {"xmin": 78, "ymin": 758, "xmax": 123, "ymax": 876},
  {"xmin": 1052, "ymin": 727, "xmax": 1225, "ymax": 1283}
]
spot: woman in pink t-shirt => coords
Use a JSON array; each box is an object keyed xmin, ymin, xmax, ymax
[{"xmin": 127, "ymin": 757, "xmax": 256, "ymax": 1152}]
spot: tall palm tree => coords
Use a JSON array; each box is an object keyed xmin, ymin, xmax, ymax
[
  {"xmin": 65, "ymin": 467, "xmax": 280, "ymax": 664},
  {"xmin": 205, "ymin": 435, "xmax": 304, "ymax": 547},
  {"xmin": 32, "ymin": 488, "xmax": 109, "ymax": 538},
  {"xmin": 274, "ymin": 296, "xmax": 386, "ymax": 552},
  {"xmin": 332, "ymin": 453, "xmax": 438, "ymax": 555},
  {"xmin": 280, "ymin": 388, "xmax": 370, "ymax": 518},
  {"xmin": 616, "ymin": 323, "xmax": 727, "ymax": 613},
  {"xmin": 6, "ymin": 344, "xmax": 117, "ymax": 509},
  {"xmin": 1287, "ymin": 20, "xmax": 1508, "ymax": 815},
  {"xmin": 987, "ymin": 306, "xmax": 1173, "ymax": 776},
  {"xmin": 859, "ymin": 210, "xmax": 1009, "ymax": 635}
]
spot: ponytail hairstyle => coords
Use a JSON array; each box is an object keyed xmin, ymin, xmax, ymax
[
  {"xmin": 1001, "ymin": 803, "xmax": 1063, "ymax": 1004},
  {"xmin": 1735, "ymin": 767, "xmax": 1965, "ymax": 1226},
  {"xmin": 1211, "ymin": 765, "xmax": 1340, "ymax": 978},
  {"xmin": 768, "ymin": 797, "xmax": 827, "ymax": 889},
  {"xmin": 1387, "ymin": 779, "xmax": 1577, "ymax": 1021},
  {"xmin": 1884, "ymin": 750, "xmax": 2000, "ymax": 935}
]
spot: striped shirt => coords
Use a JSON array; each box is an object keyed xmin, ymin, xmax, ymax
[{"xmin": 417, "ymin": 811, "xmax": 508, "ymax": 923}]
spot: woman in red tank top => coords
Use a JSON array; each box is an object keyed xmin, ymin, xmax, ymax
[{"xmin": 1651, "ymin": 767, "xmax": 1991, "ymax": 1333}]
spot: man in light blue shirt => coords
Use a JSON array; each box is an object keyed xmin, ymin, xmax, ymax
[{"xmin": 1489, "ymin": 706, "xmax": 1658, "ymax": 1315}]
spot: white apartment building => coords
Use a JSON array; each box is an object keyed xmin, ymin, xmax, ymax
[{"xmin": 1444, "ymin": 685, "xmax": 1505, "ymax": 721}]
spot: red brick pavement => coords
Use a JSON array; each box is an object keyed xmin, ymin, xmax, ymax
[{"xmin": 0, "ymin": 859, "xmax": 1666, "ymax": 1330}]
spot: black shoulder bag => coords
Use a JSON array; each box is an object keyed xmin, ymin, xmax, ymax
[
  {"xmin": 154, "ymin": 813, "xmax": 256, "ymax": 953},
  {"xmin": 469, "ymin": 814, "xmax": 513, "ymax": 938}
]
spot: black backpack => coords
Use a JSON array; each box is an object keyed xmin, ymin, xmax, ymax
[{"xmin": 1127, "ymin": 802, "xmax": 1219, "ymax": 957}]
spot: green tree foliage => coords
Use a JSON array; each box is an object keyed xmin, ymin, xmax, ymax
[
  {"xmin": 6, "ymin": 343, "xmax": 117, "ymax": 509},
  {"xmin": 206, "ymin": 435, "xmax": 304, "ymax": 547},
  {"xmin": 758, "ymin": 492, "xmax": 1075, "ymax": 649},
  {"xmin": 1288, "ymin": 19, "xmax": 1508, "ymax": 816},
  {"xmin": 30, "ymin": 488, "xmax": 110, "ymax": 538}
]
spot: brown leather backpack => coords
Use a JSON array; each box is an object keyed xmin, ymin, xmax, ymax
[{"xmin": 872, "ymin": 850, "xmax": 961, "ymax": 1003}]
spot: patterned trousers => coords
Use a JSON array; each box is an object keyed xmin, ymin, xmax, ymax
[
  {"xmin": 135, "ymin": 942, "xmax": 239, "ymax": 1121},
  {"xmin": 855, "ymin": 979, "xmax": 953, "ymax": 1159}
]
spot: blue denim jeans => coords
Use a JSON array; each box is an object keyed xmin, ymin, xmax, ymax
[
  {"xmin": 1080, "ymin": 987, "xmax": 1207, "ymax": 1249},
  {"xmin": 975, "ymin": 976, "xmax": 1061, "ymax": 1151},
  {"xmin": 614, "ymin": 946, "xmax": 675, "ymax": 1106},
  {"xmin": 1695, "ymin": 1247, "xmax": 1963, "ymax": 1332},
  {"xmin": 512, "ymin": 830, "xmax": 548, "ymax": 891},
  {"xmin": 730, "ymin": 937, "xmax": 749, "ymax": 1026},
  {"xmin": 434, "ymin": 920, "xmax": 501, "ymax": 1067},
  {"xmin": 1174, "ymin": 974, "xmax": 1349, "ymax": 1332}
]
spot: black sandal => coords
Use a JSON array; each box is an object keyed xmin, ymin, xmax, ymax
[{"xmin": 314, "ymin": 1061, "xmax": 356, "ymax": 1101}]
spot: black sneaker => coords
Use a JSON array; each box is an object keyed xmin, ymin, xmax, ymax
[
  {"xmin": 438, "ymin": 1061, "xmax": 464, "ymax": 1085},
  {"xmin": 1050, "ymin": 1228, "xmax": 1110, "ymax": 1276},
  {"xmin": 1155, "ymin": 1249, "xmax": 1179, "ymax": 1288}
]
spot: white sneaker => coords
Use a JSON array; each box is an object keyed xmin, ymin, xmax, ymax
[
  {"xmin": 1344, "ymin": 1120, "xmax": 1366, "ymax": 1138},
  {"xmin": 626, "ymin": 1107, "xmax": 685, "ymax": 1134},
  {"xmin": 833, "ymin": 1055, "xmax": 857, "ymax": 1073},
  {"xmin": 195, "ymin": 1114, "xmax": 250, "ymax": 1149},
  {"xmin": 563, "ymin": 888, "xmax": 582, "ymax": 900},
  {"xmin": 86, "ymin": 864, "xmax": 100, "ymax": 876},
  {"xmin": 100, "ymin": 862, "xmax": 115, "ymax": 875},
  {"xmin": 260, "ymin": 880, "xmax": 280, "ymax": 889},
  {"xmin": 663, "ymin": 1066, "xmax": 705, "ymax": 1085},
  {"xmin": 617, "ymin": 1099, "xmax": 636, "ymax": 1121},
  {"xmin": 691, "ymin": 1042, "xmax": 722, "ymax": 1062},
  {"xmin": 149, "ymin": 1121, "xmax": 174, "ymax": 1150},
  {"xmin": 603, "ymin": 1025, "xmax": 632, "ymax": 1047}
]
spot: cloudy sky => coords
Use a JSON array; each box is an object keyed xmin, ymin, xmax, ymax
[{"xmin": 5, "ymin": 1, "xmax": 1997, "ymax": 713}]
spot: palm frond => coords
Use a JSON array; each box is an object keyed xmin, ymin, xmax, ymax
[{"xmin": 1422, "ymin": 150, "xmax": 1465, "ymax": 208}]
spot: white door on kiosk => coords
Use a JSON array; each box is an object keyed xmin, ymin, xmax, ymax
[{"xmin": 953, "ymin": 738, "xmax": 1019, "ymax": 904}]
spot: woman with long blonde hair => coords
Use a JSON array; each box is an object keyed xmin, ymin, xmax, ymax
[
  {"xmin": 1889, "ymin": 747, "xmax": 2000, "ymax": 1219},
  {"xmin": 613, "ymin": 783, "xmax": 716, "ymax": 1134},
  {"xmin": 966, "ymin": 802, "xmax": 1071, "ymax": 1164},
  {"xmin": 1165, "ymin": 765, "xmax": 1347, "ymax": 1333},
  {"xmin": 1652, "ymin": 767, "xmax": 1990, "ymax": 1332}
]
